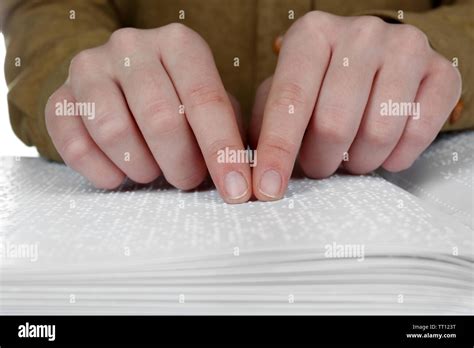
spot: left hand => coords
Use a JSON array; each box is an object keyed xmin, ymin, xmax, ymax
[{"xmin": 250, "ymin": 11, "xmax": 461, "ymax": 201}]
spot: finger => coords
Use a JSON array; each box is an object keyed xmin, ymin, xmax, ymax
[
  {"xmin": 249, "ymin": 76, "xmax": 273, "ymax": 150},
  {"xmin": 382, "ymin": 58, "xmax": 462, "ymax": 171},
  {"xmin": 68, "ymin": 50, "xmax": 161, "ymax": 184},
  {"xmin": 299, "ymin": 32, "xmax": 381, "ymax": 179},
  {"xmin": 343, "ymin": 56, "xmax": 424, "ymax": 174},
  {"xmin": 45, "ymin": 84, "xmax": 125, "ymax": 189},
  {"xmin": 116, "ymin": 60, "xmax": 207, "ymax": 190},
  {"xmin": 159, "ymin": 24, "xmax": 251, "ymax": 203},
  {"xmin": 253, "ymin": 18, "xmax": 332, "ymax": 200}
]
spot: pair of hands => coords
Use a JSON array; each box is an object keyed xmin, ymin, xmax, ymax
[{"xmin": 46, "ymin": 11, "xmax": 461, "ymax": 203}]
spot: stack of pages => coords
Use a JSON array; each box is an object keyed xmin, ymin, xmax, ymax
[{"xmin": 0, "ymin": 132, "xmax": 472, "ymax": 314}]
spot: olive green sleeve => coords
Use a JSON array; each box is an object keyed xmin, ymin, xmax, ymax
[
  {"xmin": 0, "ymin": 0, "xmax": 122, "ymax": 161},
  {"xmin": 359, "ymin": 0, "xmax": 474, "ymax": 132}
]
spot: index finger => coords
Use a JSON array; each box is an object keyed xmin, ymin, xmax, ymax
[
  {"xmin": 158, "ymin": 24, "xmax": 251, "ymax": 203},
  {"xmin": 253, "ymin": 15, "xmax": 332, "ymax": 200}
]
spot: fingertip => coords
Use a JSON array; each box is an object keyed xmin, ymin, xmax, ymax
[
  {"xmin": 299, "ymin": 152, "xmax": 337, "ymax": 179},
  {"xmin": 92, "ymin": 170, "xmax": 127, "ymax": 190},
  {"xmin": 381, "ymin": 157, "xmax": 413, "ymax": 173},
  {"xmin": 300, "ymin": 166, "xmax": 334, "ymax": 180},
  {"xmin": 127, "ymin": 164, "xmax": 162, "ymax": 184},
  {"xmin": 253, "ymin": 168, "xmax": 285, "ymax": 201},
  {"xmin": 222, "ymin": 169, "xmax": 251, "ymax": 204},
  {"xmin": 169, "ymin": 164, "xmax": 207, "ymax": 191}
]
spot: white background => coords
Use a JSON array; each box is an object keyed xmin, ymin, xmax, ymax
[{"xmin": 0, "ymin": 33, "xmax": 39, "ymax": 157}]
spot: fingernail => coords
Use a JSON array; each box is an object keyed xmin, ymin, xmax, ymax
[
  {"xmin": 224, "ymin": 171, "xmax": 248, "ymax": 200},
  {"xmin": 259, "ymin": 169, "xmax": 282, "ymax": 198}
]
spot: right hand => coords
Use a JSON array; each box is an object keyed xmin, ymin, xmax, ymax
[{"xmin": 46, "ymin": 24, "xmax": 251, "ymax": 203}]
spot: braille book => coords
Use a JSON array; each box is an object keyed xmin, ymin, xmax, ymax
[{"xmin": 0, "ymin": 132, "xmax": 472, "ymax": 314}]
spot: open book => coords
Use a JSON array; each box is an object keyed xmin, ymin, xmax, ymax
[{"xmin": 0, "ymin": 132, "xmax": 472, "ymax": 315}]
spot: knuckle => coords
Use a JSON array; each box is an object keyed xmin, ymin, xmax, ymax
[
  {"xmin": 268, "ymin": 82, "xmax": 308, "ymax": 113},
  {"xmin": 360, "ymin": 124, "xmax": 398, "ymax": 147},
  {"xmin": 160, "ymin": 23, "xmax": 209, "ymax": 52},
  {"xmin": 187, "ymin": 84, "xmax": 228, "ymax": 109},
  {"xmin": 313, "ymin": 107, "xmax": 354, "ymax": 144},
  {"xmin": 69, "ymin": 49, "xmax": 99, "ymax": 76},
  {"xmin": 60, "ymin": 135, "xmax": 93, "ymax": 166},
  {"xmin": 260, "ymin": 132, "xmax": 298, "ymax": 160},
  {"xmin": 146, "ymin": 112, "xmax": 181, "ymax": 138},
  {"xmin": 289, "ymin": 12, "xmax": 331, "ymax": 51},
  {"xmin": 351, "ymin": 16, "xmax": 385, "ymax": 37},
  {"xmin": 399, "ymin": 24, "xmax": 428, "ymax": 43},
  {"xmin": 94, "ymin": 115, "xmax": 130, "ymax": 147},
  {"xmin": 164, "ymin": 22, "xmax": 190, "ymax": 35},
  {"xmin": 295, "ymin": 12, "xmax": 318, "ymax": 31},
  {"xmin": 394, "ymin": 24, "xmax": 429, "ymax": 53},
  {"xmin": 315, "ymin": 122, "xmax": 351, "ymax": 145},
  {"xmin": 434, "ymin": 57, "xmax": 462, "ymax": 87},
  {"xmin": 297, "ymin": 11, "xmax": 329, "ymax": 32},
  {"xmin": 161, "ymin": 22, "xmax": 196, "ymax": 43},
  {"xmin": 108, "ymin": 27, "xmax": 141, "ymax": 50},
  {"xmin": 140, "ymin": 99, "xmax": 175, "ymax": 120}
]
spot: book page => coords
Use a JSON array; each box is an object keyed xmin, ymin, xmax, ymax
[
  {"xmin": 0, "ymin": 155, "xmax": 471, "ymax": 271},
  {"xmin": 379, "ymin": 131, "xmax": 473, "ymax": 228},
  {"xmin": 1, "ymin": 134, "xmax": 472, "ymax": 315}
]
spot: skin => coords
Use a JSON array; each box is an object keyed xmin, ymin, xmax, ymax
[
  {"xmin": 45, "ymin": 24, "xmax": 251, "ymax": 204},
  {"xmin": 46, "ymin": 13, "xmax": 462, "ymax": 203},
  {"xmin": 250, "ymin": 11, "xmax": 461, "ymax": 201}
]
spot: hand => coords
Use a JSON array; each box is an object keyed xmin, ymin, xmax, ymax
[
  {"xmin": 250, "ymin": 11, "xmax": 461, "ymax": 201},
  {"xmin": 46, "ymin": 24, "xmax": 251, "ymax": 203}
]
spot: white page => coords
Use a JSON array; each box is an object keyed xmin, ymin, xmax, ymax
[
  {"xmin": 0, "ymin": 157, "xmax": 472, "ymax": 271},
  {"xmin": 1, "ymin": 132, "xmax": 473, "ymax": 315},
  {"xmin": 379, "ymin": 131, "xmax": 473, "ymax": 228}
]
